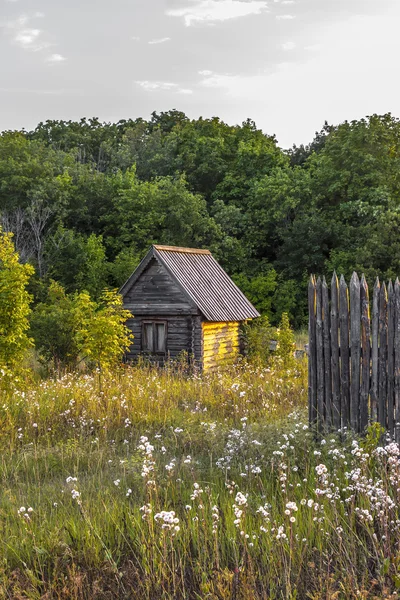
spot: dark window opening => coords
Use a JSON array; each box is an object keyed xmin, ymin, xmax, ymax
[{"xmin": 142, "ymin": 321, "xmax": 167, "ymax": 354}]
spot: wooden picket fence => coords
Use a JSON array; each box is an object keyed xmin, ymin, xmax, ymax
[{"xmin": 308, "ymin": 273, "xmax": 400, "ymax": 440}]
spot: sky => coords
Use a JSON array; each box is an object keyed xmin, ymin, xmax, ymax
[{"xmin": 0, "ymin": 0, "xmax": 398, "ymax": 148}]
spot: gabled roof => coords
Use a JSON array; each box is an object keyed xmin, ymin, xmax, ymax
[{"xmin": 120, "ymin": 245, "xmax": 260, "ymax": 322}]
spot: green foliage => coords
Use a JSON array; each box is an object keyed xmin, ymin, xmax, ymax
[
  {"xmin": 233, "ymin": 268, "xmax": 277, "ymax": 319},
  {"xmin": 74, "ymin": 289, "xmax": 133, "ymax": 372},
  {"xmin": 242, "ymin": 315, "xmax": 274, "ymax": 363},
  {"xmin": 30, "ymin": 281, "xmax": 81, "ymax": 370},
  {"xmin": 273, "ymin": 312, "xmax": 297, "ymax": 371},
  {"xmin": 3, "ymin": 111, "xmax": 400, "ymax": 328},
  {"xmin": 0, "ymin": 229, "xmax": 34, "ymax": 374}
]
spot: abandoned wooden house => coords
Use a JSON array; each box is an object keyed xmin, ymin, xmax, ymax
[{"xmin": 120, "ymin": 245, "xmax": 260, "ymax": 370}]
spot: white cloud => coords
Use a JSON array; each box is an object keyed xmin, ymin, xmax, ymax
[
  {"xmin": 167, "ymin": 0, "xmax": 268, "ymax": 26},
  {"xmin": 1, "ymin": 13, "xmax": 50, "ymax": 51},
  {"xmin": 196, "ymin": 8, "xmax": 400, "ymax": 148},
  {"xmin": 281, "ymin": 41, "xmax": 295, "ymax": 50},
  {"xmin": 46, "ymin": 53, "xmax": 66, "ymax": 63},
  {"xmin": 148, "ymin": 37, "xmax": 171, "ymax": 44},
  {"xmin": 199, "ymin": 69, "xmax": 213, "ymax": 76},
  {"xmin": 276, "ymin": 14, "xmax": 295, "ymax": 19},
  {"xmin": 136, "ymin": 80, "xmax": 193, "ymax": 94},
  {"xmin": 131, "ymin": 36, "xmax": 140, "ymax": 41}
]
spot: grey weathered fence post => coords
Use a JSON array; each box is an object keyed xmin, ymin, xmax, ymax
[
  {"xmin": 378, "ymin": 282, "xmax": 388, "ymax": 429},
  {"xmin": 395, "ymin": 279, "xmax": 400, "ymax": 443},
  {"xmin": 308, "ymin": 276, "xmax": 317, "ymax": 427},
  {"xmin": 360, "ymin": 275, "xmax": 370, "ymax": 433},
  {"xmin": 388, "ymin": 281, "xmax": 395, "ymax": 437},
  {"xmin": 331, "ymin": 272, "xmax": 341, "ymax": 430},
  {"xmin": 371, "ymin": 278, "xmax": 380, "ymax": 423},
  {"xmin": 339, "ymin": 276, "xmax": 350, "ymax": 429},
  {"xmin": 350, "ymin": 272, "xmax": 361, "ymax": 432},
  {"xmin": 316, "ymin": 277, "xmax": 324, "ymax": 429},
  {"xmin": 322, "ymin": 277, "xmax": 332, "ymax": 430}
]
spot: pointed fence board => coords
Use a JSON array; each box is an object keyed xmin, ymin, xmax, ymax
[
  {"xmin": 308, "ymin": 276, "xmax": 317, "ymax": 427},
  {"xmin": 331, "ymin": 273, "xmax": 341, "ymax": 430},
  {"xmin": 395, "ymin": 279, "xmax": 400, "ymax": 443},
  {"xmin": 308, "ymin": 273, "xmax": 400, "ymax": 436},
  {"xmin": 388, "ymin": 281, "xmax": 395, "ymax": 437},
  {"xmin": 322, "ymin": 277, "xmax": 332, "ymax": 429},
  {"xmin": 350, "ymin": 272, "xmax": 361, "ymax": 432},
  {"xmin": 371, "ymin": 278, "xmax": 380, "ymax": 423},
  {"xmin": 378, "ymin": 282, "xmax": 388, "ymax": 429},
  {"xmin": 316, "ymin": 277, "xmax": 325, "ymax": 428},
  {"xmin": 360, "ymin": 275, "xmax": 370, "ymax": 433},
  {"xmin": 339, "ymin": 276, "xmax": 350, "ymax": 429}
]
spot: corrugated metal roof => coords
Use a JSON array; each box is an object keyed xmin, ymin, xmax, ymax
[{"xmin": 153, "ymin": 245, "xmax": 260, "ymax": 322}]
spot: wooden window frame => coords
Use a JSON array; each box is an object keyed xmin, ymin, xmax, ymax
[{"xmin": 141, "ymin": 320, "xmax": 168, "ymax": 355}]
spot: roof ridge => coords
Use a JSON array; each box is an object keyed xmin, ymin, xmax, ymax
[{"xmin": 153, "ymin": 245, "xmax": 211, "ymax": 255}]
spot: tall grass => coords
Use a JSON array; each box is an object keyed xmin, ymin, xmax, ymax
[{"xmin": 0, "ymin": 359, "xmax": 399, "ymax": 598}]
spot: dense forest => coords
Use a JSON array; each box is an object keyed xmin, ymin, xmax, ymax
[{"xmin": 1, "ymin": 111, "xmax": 400, "ymax": 327}]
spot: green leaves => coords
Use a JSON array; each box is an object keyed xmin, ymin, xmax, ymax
[
  {"xmin": 0, "ymin": 229, "xmax": 34, "ymax": 373},
  {"xmin": 31, "ymin": 284, "xmax": 133, "ymax": 373},
  {"xmin": 74, "ymin": 290, "xmax": 133, "ymax": 373}
]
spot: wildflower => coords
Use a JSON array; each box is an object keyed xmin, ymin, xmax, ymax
[
  {"xmin": 235, "ymin": 492, "xmax": 248, "ymax": 506},
  {"xmin": 139, "ymin": 504, "xmax": 152, "ymax": 520},
  {"xmin": 114, "ymin": 479, "xmax": 120, "ymax": 486},
  {"xmin": 154, "ymin": 510, "xmax": 179, "ymax": 532},
  {"xmin": 66, "ymin": 476, "xmax": 77, "ymax": 483},
  {"xmin": 71, "ymin": 489, "xmax": 80, "ymax": 500}
]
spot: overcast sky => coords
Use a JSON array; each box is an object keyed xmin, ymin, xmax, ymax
[{"xmin": 0, "ymin": 0, "xmax": 398, "ymax": 148}]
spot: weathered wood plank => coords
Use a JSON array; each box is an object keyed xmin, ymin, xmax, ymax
[
  {"xmin": 395, "ymin": 279, "xmax": 400, "ymax": 443},
  {"xmin": 125, "ymin": 304, "xmax": 199, "ymax": 316},
  {"xmin": 316, "ymin": 277, "xmax": 325, "ymax": 429},
  {"xmin": 378, "ymin": 282, "xmax": 388, "ymax": 429},
  {"xmin": 388, "ymin": 281, "xmax": 395, "ymax": 437},
  {"xmin": 350, "ymin": 272, "xmax": 361, "ymax": 432},
  {"xmin": 308, "ymin": 276, "xmax": 317, "ymax": 427},
  {"xmin": 322, "ymin": 277, "xmax": 332, "ymax": 430},
  {"xmin": 339, "ymin": 275, "xmax": 350, "ymax": 429},
  {"xmin": 360, "ymin": 275, "xmax": 370, "ymax": 433},
  {"xmin": 371, "ymin": 278, "xmax": 380, "ymax": 422},
  {"xmin": 331, "ymin": 272, "xmax": 341, "ymax": 430}
]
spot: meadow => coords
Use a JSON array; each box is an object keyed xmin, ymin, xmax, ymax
[{"xmin": 0, "ymin": 356, "xmax": 400, "ymax": 599}]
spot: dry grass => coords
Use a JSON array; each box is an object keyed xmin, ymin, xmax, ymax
[{"xmin": 1, "ymin": 359, "xmax": 400, "ymax": 599}]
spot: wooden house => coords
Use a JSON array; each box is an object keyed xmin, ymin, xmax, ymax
[{"xmin": 120, "ymin": 245, "xmax": 260, "ymax": 370}]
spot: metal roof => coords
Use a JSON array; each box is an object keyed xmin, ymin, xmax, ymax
[{"xmin": 150, "ymin": 245, "xmax": 260, "ymax": 322}]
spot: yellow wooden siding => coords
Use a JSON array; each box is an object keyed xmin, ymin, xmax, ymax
[{"xmin": 202, "ymin": 321, "xmax": 240, "ymax": 371}]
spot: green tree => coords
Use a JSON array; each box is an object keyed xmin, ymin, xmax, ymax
[
  {"xmin": 30, "ymin": 281, "xmax": 81, "ymax": 371},
  {"xmin": 0, "ymin": 229, "xmax": 34, "ymax": 374},
  {"xmin": 74, "ymin": 290, "xmax": 133, "ymax": 373}
]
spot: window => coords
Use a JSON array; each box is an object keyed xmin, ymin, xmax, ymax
[{"xmin": 142, "ymin": 321, "xmax": 167, "ymax": 354}]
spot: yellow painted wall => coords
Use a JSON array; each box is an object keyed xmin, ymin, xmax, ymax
[{"xmin": 202, "ymin": 321, "xmax": 240, "ymax": 371}]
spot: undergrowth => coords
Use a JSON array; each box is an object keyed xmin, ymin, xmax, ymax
[{"xmin": 0, "ymin": 359, "xmax": 399, "ymax": 599}]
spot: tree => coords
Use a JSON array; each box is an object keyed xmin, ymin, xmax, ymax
[
  {"xmin": 74, "ymin": 290, "xmax": 133, "ymax": 373},
  {"xmin": 0, "ymin": 228, "xmax": 34, "ymax": 374},
  {"xmin": 30, "ymin": 281, "xmax": 81, "ymax": 371}
]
